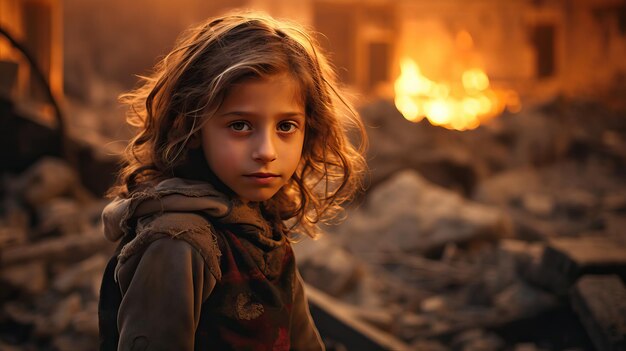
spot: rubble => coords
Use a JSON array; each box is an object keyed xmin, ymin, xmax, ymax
[
  {"xmin": 52, "ymin": 254, "xmax": 107, "ymax": 294},
  {"xmin": 333, "ymin": 170, "xmax": 512, "ymax": 256},
  {"xmin": 0, "ymin": 158, "xmax": 115, "ymax": 349},
  {"xmin": 297, "ymin": 96, "xmax": 626, "ymax": 349},
  {"xmin": 570, "ymin": 275, "xmax": 626, "ymax": 351},
  {"xmin": 533, "ymin": 237, "xmax": 626, "ymax": 294},
  {"xmin": 1, "ymin": 92, "xmax": 625, "ymax": 350},
  {"xmin": 10, "ymin": 157, "xmax": 93, "ymax": 208},
  {"xmin": 295, "ymin": 238, "xmax": 365, "ymax": 297},
  {"xmin": 0, "ymin": 261, "xmax": 47, "ymax": 295},
  {"xmin": 450, "ymin": 328, "xmax": 505, "ymax": 351},
  {"xmin": 1, "ymin": 229, "xmax": 113, "ymax": 267},
  {"xmin": 492, "ymin": 281, "xmax": 557, "ymax": 318}
]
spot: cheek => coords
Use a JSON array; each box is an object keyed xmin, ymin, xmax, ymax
[
  {"xmin": 202, "ymin": 130, "xmax": 238, "ymax": 169},
  {"xmin": 208, "ymin": 142, "xmax": 243, "ymax": 169},
  {"xmin": 285, "ymin": 138, "xmax": 305, "ymax": 171}
]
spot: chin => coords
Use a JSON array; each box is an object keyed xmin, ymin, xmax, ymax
[{"xmin": 241, "ymin": 189, "xmax": 280, "ymax": 203}]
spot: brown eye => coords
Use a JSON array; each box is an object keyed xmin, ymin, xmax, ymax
[
  {"xmin": 229, "ymin": 121, "xmax": 251, "ymax": 131},
  {"xmin": 277, "ymin": 121, "xmax": 297, "ymax": 133}
]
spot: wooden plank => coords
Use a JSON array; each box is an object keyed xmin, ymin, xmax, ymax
[
  {"xmin": 549, "ymin": 237, "xmax": 626, "ymax": 266},
  {"xmin": 535, "ymin": 237, "xmax": 626, "ymax": 293},
  {"xmin": 570, "ymin": 275, "xmax": 626, "ymax": 351},
  {"xmin": 305, "ymin": 284, "xmax": 410, "ymax": 351},
  {"xmin": 0, "ymin": 230, "xmax": 114, "ymax": 267}
]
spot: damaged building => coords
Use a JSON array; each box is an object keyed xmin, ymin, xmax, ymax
[{"xmin": 1, "ymin": 0, "xmax": 625, "ymax": 350}]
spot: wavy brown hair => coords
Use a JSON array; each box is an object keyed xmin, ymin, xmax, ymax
[{"xmin": 108, "ymin": 11, "xmax": 367, "ymax": 237}]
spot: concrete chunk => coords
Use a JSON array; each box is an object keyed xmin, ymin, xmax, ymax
[
  {"xmin": 535, "ymin": 237, "xmax": 626, "ymax": 293},
  {"xmin": 570, "ymin": 275, "xmax": 626, "ymax": 351}
]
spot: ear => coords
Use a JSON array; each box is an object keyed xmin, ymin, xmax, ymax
[{"xmin": 187, "ymin": 132, "xmax": 201, "ymax": 149}]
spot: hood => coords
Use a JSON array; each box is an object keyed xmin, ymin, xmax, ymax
[
  {"xmin": 102, "ymin": 178, "xmax": 237, "ymax": 242},
  {"xmin": 101, "ymin": 178, "xmax": 282, "ymax": 248}
]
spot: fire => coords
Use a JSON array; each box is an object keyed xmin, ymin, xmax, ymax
[{"xmin": 394, "ymin": 58, "xmax": 520, "ymax": 130}]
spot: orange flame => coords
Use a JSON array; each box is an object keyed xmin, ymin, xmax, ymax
[{"xmin": 394, "ymin": 58, "xmax": 520, "ymax": 130}]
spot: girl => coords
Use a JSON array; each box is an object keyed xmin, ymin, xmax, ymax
[{"xmin": 98, "ymin": 11, "xmax": 367, "ymax": 351}]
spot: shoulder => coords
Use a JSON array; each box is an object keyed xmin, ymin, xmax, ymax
[
  {"xmin": 115, "ymin": 236, "xmax": 218, "ymax": 323},
  {"xmin": 117, "ymin": 212, "xmax": 223, "ymax": 281},
  {"xmin": 141, "ymin": 236, "xmax": 198, "ymax": 260},
  {"xmin": 115, "ymin": 237, "xmax": 203, "ymax": 291},
  {"xmin": 131, "ymin": 237, "xmax": 205, "ymax": 279}
]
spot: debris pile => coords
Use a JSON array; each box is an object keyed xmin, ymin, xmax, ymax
[
  {"xmin": 0, "ymin": 94, "xmax": 624, "ymax": 350},
  {"xmin": 0, "ymin": 158, "xmax": 114, "ymax": 351},
  {"xmin": 296, "ymin": 96, "xmax": 626, "ymax": 351}
]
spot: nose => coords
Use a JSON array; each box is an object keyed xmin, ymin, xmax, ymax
[{"xmin": 252, "ymin": 129, "xmax": 277, "ymax": 162}]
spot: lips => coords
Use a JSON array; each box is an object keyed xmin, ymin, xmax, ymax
[
  {"xmin": 244, "ymin": 173, "xmax": 280, "ymax": 185},
  {"xmin": 245, "ymin": 172, "xmax": 279, "ymax": 178}
]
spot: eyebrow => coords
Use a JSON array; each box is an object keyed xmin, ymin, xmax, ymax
[{"xmin": 219, "ymin": 111, "xmax": 305, "ymax": 119}]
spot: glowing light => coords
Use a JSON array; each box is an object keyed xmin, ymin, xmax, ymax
[
  {"xmin": 394, "ymin": 95, "xmax": 422, "ymax": 122},
  {"xmin": 462, "ymin": 69, "xmax": 490, "ymax": 92},
  {"xmin": 428, "ymin": 99, "xmax": 452, "ymax": 125},
  {"xmin": 394, "ymin": 56, "xmax": 521, "ymax": 130}
]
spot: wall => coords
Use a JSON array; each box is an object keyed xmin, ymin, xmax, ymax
[{"xmin": 0, "ymin": 0, "xmax": 63, "ymax": 110}]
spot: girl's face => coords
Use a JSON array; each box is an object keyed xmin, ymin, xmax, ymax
[{"xmin": 200, "ymin": 73, "xmax": 306, "ymax": 203}]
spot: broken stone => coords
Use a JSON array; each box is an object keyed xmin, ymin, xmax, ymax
[
  {"xmin": 1, "ymin": 228, "xmax": 115, "ymax": 267},
  {"xmin": 498, "ymin": 239, "xmax": 543, "ymax": 262},
  {"xmin": 305, "ymin": 283, "xmax": 412, "ymax": 351},
  {"xmin": 505, "ymin": 111, "xmax": 573, "ymax": 167},
  {"xmin": 570, "ymin": 275, "xmax": 626, "ymax": 351},
  {"xmin": 410, "ymin": 339, "xmax": 450, "ymax": 351},
  {"xmin": 375, "ymin": 251, "xmax": 478, "ymax": 292},
  {"xmin": 4, "ymin": 301, "xmax": 40, "ymax": 325},
  {"xmin": 29, "ymin": 293, "xmax": 81, "ymax": 338},
  {"xmin": 557, "ymin": 189, "xmax": 598, "ymax": 218},
  {"xmin": 0, "ymin": 261, "xmax": 48, "ymax": 295},
  {"xmin": 71, "ymin": 301, "xmax": 99, "ymax": 336},
  {"xmin": 38, "ymin": 293, "xmax": 82, "ymax": 336},
  {"xmin": 8, "ymin": 297, "xmax": 61, "ymax": 341},
  {"xmin": 359, "ymin": 100, "xmax": 511, "ymax": 195},
  {"xmin": 469, "ymin": 263, "xmax": 516, "ymax": 305},
  {"xmin": 420, "ymin": 296, "xmax": 448, "ymax": 313},
  {"xmin": 52, "ymin": 333, "xmax": 98, "ymax": 351},
  {"xmin": 473, "ymin": 168, "xmax": 542, "ymax": 207},
  {"xmin": 83, "ymin": 198, "xmax": 110, "ymax": 225},
  {"xmin": 428, "ymin": 320, "xmax": 454, "ymax": 335},
  {"xmin": 520, "ymin": 193, "xmax": 555, "ymax": 218},
  {"xmin": 450, "ymin": 328, "xmax": 504, "ymax": 351},
  {"xmin": 337, "ymin": 170, "xmax": 511, "ymax": 256},
  {"xmin": 534, "ymin": 236, "xmax": 626, "ymax": 293},
  {"xmin": 296, "ymin": 238, "xmax": 364, "ymax": 297},
  {"xmin": 440, "ymin": 243, "xmax": 461, "ymax": 262},
  {"xmin": 52, "ymin": 254, "xmax": 107, "ymax": 293},
  {"xmin": 497, "ymin": 239, "xmax": 544, "ymax": 283},
  {"xmin": 603, "ymin": 214, "xmax": 626, "ymax": 244},
  {"xmin": 493, "ymin": 281, "xmax": 557, "ymax": 319},
  {"xmin": 0, "ymin": 222, "xmax": 28, "ymax": 248},
  {"xmin": 344, "ymin": 305, "xmax": 395, "ymax": 332},
  {"xmin": 358, "ymin": 100, "xmax": 475, "ymax": 192},
  {"xmin": 15, "ymin": 157, "xmax": 81, "ymax": 208},
  {"xmin": 347, "ymin": 267, "xmax": 397, "ymax": 308},
  {"xmin": 511, "ymin": 215, "xmax": 559, "ymax": 241},
  {"xmin": 296, "ymin": 237, "xmax": 428, "ymax": 312},
  {"xmin": 396, "ymin": 312, "xmax": 431, "ymax": 341},
  {"xmin": 36, "ymin": 198, "xmax": 89, "ymax": 237},
  {"xmin": 602, "ymin": 192, "xmax": 626, "ymax": 212},
  {"xmin": 91, "ymin": 273, "xmax": 102, "ymax": 297},
  {"xmin": 0, "ymin": 198, "xmax": 29, "ymax": 247}
]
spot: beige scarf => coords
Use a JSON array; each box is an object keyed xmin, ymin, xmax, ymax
[{"xmin": 102, "ymin": 177, "xmax": 286, "ymax": 249}]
